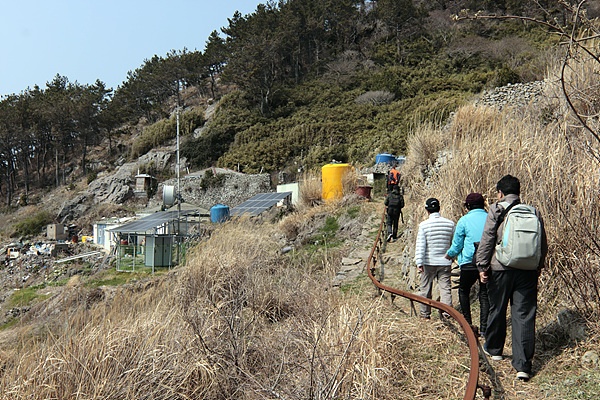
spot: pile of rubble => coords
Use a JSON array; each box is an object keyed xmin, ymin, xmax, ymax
[
  {"xmin": 475, "ymin": 80, "xmax": 547, "ymax": 111},
  {"xmin": 0, "ymin": 241, "xmax": 103, "ymax": 291}
]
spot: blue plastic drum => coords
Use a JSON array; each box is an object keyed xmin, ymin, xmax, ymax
[{"xmin": 210, "ymin": 204, "xmax": 230, "ymax": 223}]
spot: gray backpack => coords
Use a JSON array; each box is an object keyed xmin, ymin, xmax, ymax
[{"xmin": 495, "ymin": 201, "xmax": 542, "ymax": 270}]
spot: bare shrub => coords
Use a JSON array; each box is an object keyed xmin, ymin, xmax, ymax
[
  {"xmin": 341, "ymin": 167, "xmax": 358, "ymax": 196},
  {"xmin": 355, "ymin": 91, "xmax": 395, "ymax": 105},
  {"xmin": 401, "ymin": 120, "xmax": 450, "ymax": 188},
  {"xmin": 298, "ymin": 170, "xmax": 323, "ymax": 207}
]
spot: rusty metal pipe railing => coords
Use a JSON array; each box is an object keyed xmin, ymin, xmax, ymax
[{"xmin": 366, "ymin": 209, "xmax": 482, "ymax": 400}]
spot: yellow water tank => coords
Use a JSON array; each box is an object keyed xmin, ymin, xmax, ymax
[{"xmin": 322, "ymin": 163, "xmax": 353, "ymax": 202}]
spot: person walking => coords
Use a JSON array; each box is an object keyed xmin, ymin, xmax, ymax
[
  {"xmin": 414, "ymin": 198, "xmax": 455, "ymax": 319},
  {"xmin": 445, "ymin": 193, "xmax": 489, "ymax": 337},
  {"xmin": 475, "ymin": 175, "xmax": 548, "ymax": 381},
  {"xmin": 387, "ymin": 164, "xmax": 401, "ymax": 193},
  {"xmin": 384, "ymin": 185, "xmax": 404, "ymax": 242}
]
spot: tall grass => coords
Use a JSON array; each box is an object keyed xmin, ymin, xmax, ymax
[
  {"xmin": 403, "ymin": 85, "xmax": 600, "ymax": 319},
  {"xmin": 0, "ymin": 215, "xmax": 477, "ymax": 399}
]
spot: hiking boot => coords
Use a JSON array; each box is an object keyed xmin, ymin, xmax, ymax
[
  {"xmin": 483, "ymin": 347, "xmax": 503, "ymax": 361},
  {"xmin": 516, "ymin": 371, "xmax": 530, "ymax": 381}
]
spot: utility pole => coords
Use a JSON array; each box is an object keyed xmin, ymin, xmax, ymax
[{"xmin": 175, "ymin": 81, "xmax": 182, "ymax": 266}]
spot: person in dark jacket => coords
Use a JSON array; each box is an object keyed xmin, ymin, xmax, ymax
[
  {"xmin": 445, "ymin": 193, "xmax": 489, "ymax": 337},
  {"xmin": 384, "ymin": 186, "xmax": 404, "ymax": 242},
  {"xmin": 475, "ymin": 175, "xmax": 548, "ymax": 382}
]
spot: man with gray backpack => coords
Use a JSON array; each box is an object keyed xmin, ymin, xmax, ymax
[{"xmin": 475, "ymin": 175, "xmax": 548, "ymax": 382}]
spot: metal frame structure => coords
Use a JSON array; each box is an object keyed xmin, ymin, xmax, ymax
[{"xmin": 106, "ymin": 210, "xmax": 201, "ymax": 273}]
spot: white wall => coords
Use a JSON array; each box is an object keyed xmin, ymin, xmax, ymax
[{"xmin": 277, "ymin": 183, "xmax": 300, "ymax": 205}]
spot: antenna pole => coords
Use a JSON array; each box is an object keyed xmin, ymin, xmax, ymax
[
  {"xmin": 175, "ymin": 85, "xmax": 182, "ymax": 267},
  {"xmin": 176, "ymin": 106, "xmax": 180, "ymax": 213}
]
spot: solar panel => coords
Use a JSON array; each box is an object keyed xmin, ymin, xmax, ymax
[
  {"xmin": 231, "ymin": 192, "xmax": 292, "ymax": 216},
  {"xmin": 107, "ymin": 210, "xmax": 197, "ymax": 233}
]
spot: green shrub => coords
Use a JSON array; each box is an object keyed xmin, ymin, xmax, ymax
[
  {"xmin": 132, "ymin": 108, "xmax": 205, "ymax": 158},
  {"xmin": 200, "ymin": 169, "xmax": 226, "ymax": 189},
  {"xmin": 86, "ymin": 171, "xmax": 98, "ymax": 184},
  {"xmin": 13, "ymin": 211, "xmax": 52, "ymax": 238}
]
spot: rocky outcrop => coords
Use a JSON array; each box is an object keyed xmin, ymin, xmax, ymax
[
  {"xmin": 87, "ymin": 162, "xmax": 137, "ymax": 204},
  {"xmin": 58, "ymin": 162, "xmax": 137, "ymax": 221}
]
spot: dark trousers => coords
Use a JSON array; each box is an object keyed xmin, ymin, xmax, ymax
[
  {"xmin": 486, "ymin": 269, "xmax": 538, "ymax": 374},
  {"xmin": 386, "ymin": 210, "xmax": 401, "ymax": 238},
  {"xmin": 458, "ymin": 268, "xmax": 489, "ymax": 334}
]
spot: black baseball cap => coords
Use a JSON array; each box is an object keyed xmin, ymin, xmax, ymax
[{"xmin": 425, "ymin": 198, "xmax": 440, "ymax": 212}]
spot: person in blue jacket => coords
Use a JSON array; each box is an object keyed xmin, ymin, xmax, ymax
[{"xmin": 445, "ymin": 192, "xmax": 489, "ymax": 337}]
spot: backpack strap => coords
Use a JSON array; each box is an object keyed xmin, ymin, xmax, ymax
[{"xmin": 493, "ymin": 199, "xmax": 520, "ymax": 232}]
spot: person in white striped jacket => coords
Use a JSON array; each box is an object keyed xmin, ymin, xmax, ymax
[{"xmin": 414, "ymin": 198, "xmax": 456, "ymax": 319}]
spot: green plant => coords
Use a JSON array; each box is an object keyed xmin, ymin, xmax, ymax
[
  {"xmin": 347, "ymin": 206, "xmax": 360, "ymax": 219},
  {"xmin": 86, "ymin": 170, "xmax": 98, "ymax": 184},
  {"xmin": 321, "ymin": 216, "xmax": 339, "ymax": 239},
  {"xmin": 7, "ymin": 285, "xmax": 50, "ymax": 308},
  {"xmin": 200, "ymin": 169, "xmax": 226, "ymax": 189},
  {"xmin": 84, "ymin": 270, "xmax": 156, "ymax": 288},
  {"xmin": 132, "ymin": 108, "xmax": 205, "ymax": 158},
  {"xmin": 12, "ymin": 211, "xmax": 52, "ymax": 237}
]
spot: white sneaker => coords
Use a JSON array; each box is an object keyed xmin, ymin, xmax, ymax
[
  {"xmin": 516, "ymin": 371, "xmax": 530, "ymax": 381},
  {"xmin": 483, "ymin": 348, "xmax": 503, "ymax": 361},
  {"xmin": 386, "ymin": 234, "xmax": 393, "ymax": 242}
]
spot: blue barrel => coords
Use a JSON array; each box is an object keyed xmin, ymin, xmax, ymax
[
  {"xmin": 375, "ymin": 153, "xmax": 396, "ymax": 165},
  {"xmin": 210, "ymin": 204, "xmax": 230, "ymax": 223}
]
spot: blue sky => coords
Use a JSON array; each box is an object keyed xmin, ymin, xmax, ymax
[{"xmin": 0, "ymin": 1, "xmax": 263, "ymax": 97}]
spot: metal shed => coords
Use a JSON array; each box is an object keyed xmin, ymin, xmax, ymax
[{"xmin": 106, "ymin": 209, "xmax": 201, "ymax": 272}]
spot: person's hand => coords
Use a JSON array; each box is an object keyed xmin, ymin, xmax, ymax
[
  {"xmin": 444, "ymin": 254, "xmax": 453, "ymax": 261},
  {"xmin": 479, "ymin": 270, "xmax": 489, "ymax": 284},
  {"xmin": 417, "ymin": 265, "xmax": 423, "ymax": 273}
]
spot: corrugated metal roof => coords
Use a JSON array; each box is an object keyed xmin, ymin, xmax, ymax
[{"xmin": 106, "ymin": 210, "xmax": 198, "ymax": 233}]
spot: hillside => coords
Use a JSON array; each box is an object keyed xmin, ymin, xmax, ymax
[
  {"xmin": 0, "ymin": 2, "xmax": 600, "ymax": 399},
  {"xmin": 0, "ymin": 67, "xmax": 599, "ymax": 398},
  {"xmin": 0, "ymin": 0, "xmax": 568, "ymax": 205}
]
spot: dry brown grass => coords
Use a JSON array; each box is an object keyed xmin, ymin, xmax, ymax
[
  {"xmin": 399, "ymin": 64, "xmax": 600, "ymax": 397},
  {"xmin": 298, "ymin": 170, "xmax": 323, "ymax": 207},
  {"xmin": 0, "ymin": 210, "xmax": 484, "ymax": 399},
  {"xmin": 404, "ymin": 75, "xmax": 600, "ymax": 318},
  {"xmin": 298, "ymin": 167, "xmax": 361, "ymax": 210}
]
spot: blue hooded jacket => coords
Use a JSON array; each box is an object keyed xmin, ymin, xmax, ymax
[{"xmin": 446, "ymin": 208, "xmax": 488, "ymax": 267}]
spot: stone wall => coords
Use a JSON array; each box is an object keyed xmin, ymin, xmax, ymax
[{"xmin": 150, "ymin": 167, "xmax": 272, "ymax": 211}]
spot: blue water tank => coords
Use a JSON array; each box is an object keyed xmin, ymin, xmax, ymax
[
  {"xmin": 375, "ymin": 153, "xmax": 396, "ymax": 165},
  {"xmin": 210, "ymin": 204, "xmax": 230, "ymax": 223}
]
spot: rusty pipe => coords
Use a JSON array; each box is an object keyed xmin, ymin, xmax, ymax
[{"xmin": 366, "ymin": 209, "xmax": 481, "ymax": 400}]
